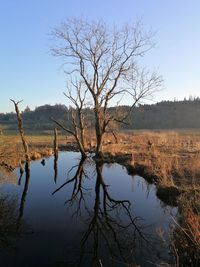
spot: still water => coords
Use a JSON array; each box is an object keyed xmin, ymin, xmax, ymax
[{"xmin": 0, "ymin": 152, "xmax": 177, "ymax": 267}]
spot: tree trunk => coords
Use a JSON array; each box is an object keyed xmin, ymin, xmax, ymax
[
  {"xmin": 94, "ymin": 104, "xmax": 103, "ymax": 158},
  {"xmin": 10, "ymin": 100, "xmax": 30, "ymax": 163},
  {"xmin": 78, "ymin": 109, "xmax": 85, "ymax": 151}
]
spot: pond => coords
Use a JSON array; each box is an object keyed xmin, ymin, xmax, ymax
[{"xmin": 0, "ymin": 152, "xmax": 177, "ymax": 267}]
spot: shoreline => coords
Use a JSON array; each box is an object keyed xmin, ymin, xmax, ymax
[{"xmin": 1, "ymin": 132, "xmax": 200, "ymax": 206}]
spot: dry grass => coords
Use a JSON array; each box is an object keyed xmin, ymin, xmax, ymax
[
  {"xmin": 0, "ymin": 134, "xmax": 73, "ymax": 169},
  {"xmin": 169, "ymin": 190, "xmax": 200, "ymax": 265},
  {"xmin": 100, "ymin": 130, "xmax": 200, "ymax": 189}
]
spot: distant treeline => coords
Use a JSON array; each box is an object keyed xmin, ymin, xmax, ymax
[
  {"xmin": 130, "ymin": 99, "xmax": 200, "ymax": 129},
  {"xmin": 1, "ymin": 98, "xmax": 200, "ymax": 133}
]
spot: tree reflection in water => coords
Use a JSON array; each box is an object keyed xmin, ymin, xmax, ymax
[
  {"xmin": 52, "ymin": 157, "xmax": 167, "ymax": 266},
  {"xmin": 16, "ymin": 162, "xmax": 30, "ymax": 232},
  {"xmin": 0, "ymin": 164, "xmax": 30, "ymax": 251},
  {"xmin": 54, "ymin": 151, "xmax": 58, "ymax": 183}
]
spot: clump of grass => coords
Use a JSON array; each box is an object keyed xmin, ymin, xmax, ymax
[{"xmin": 169, "ymin": 190, "xmax": 200, "ymax": 265}]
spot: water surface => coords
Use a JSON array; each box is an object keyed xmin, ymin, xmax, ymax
[{"xmin": 0, "ymin": 152, "xmax": 177, "ymax": 266}]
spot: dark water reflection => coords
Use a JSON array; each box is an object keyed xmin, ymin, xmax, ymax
[{"xmin": 0, "ymin": 152, "xmax": 177, "ymax": 267}]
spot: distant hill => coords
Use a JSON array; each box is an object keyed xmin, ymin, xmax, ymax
[
  {"xmin": 0, "ymin": 104, "xmax": 94, "ymax": 134},
  {"xmin": 1, "ymin": 99, "xmax": 200, "ymax": 134},
  {"xmin": 0, "ymin": 104, "xmax": 68, "ymax": 134},
  {"xmin": 129, "ymin": 99, "xmax": 200, "ymax": 129}
]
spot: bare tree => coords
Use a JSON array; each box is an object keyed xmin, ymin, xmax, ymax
[
  {"xmin": 10, "ymin": 100, "xmax": 30, "ymax": 169},
  {"xmin": 51, "ymin": 18, "xmax": 162, "ymax": 157},
  {"xmin": 52, "ymin": 81, "xmax": 87, "ymax": 159}
]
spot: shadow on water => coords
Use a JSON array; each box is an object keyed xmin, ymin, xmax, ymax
[{"xmin": 0, "ymin": 152, "xmax": 187, "ymax": 267}]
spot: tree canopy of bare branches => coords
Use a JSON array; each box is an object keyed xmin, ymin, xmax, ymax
[{"xmin": 51, "ymin": 18, "xmax": 163, "ymax": 157}]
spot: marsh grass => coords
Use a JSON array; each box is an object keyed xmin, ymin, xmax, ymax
[
  {"xmin": 166, "ymin": 191, "xmax": 200, "ymax": 266},
  {"xmin": 100, "ymin": 131, "xmax": 200, "ymax": 188},
  {"xmin": 0, "ymin": 134, "xmax": 72, "ymax": 168}
]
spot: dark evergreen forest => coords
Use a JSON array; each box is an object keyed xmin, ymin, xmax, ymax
[{"xmin": 1, "ymin": 99, "xmax": 200, "ymax": 133}]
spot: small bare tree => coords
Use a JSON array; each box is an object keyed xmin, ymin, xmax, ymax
[
  {"xmin": 10, "ymin": 100, "xmax": 30, "ymax": 167},
  {"xmin": 52, "ymin": 18, "xmax": 162, "ymax": 157},
  {"xmin": 52, "ymin": 81, "xmax": 87, "ymax": 159}
]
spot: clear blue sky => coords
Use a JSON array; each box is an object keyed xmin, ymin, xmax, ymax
[{"xmin": 1, "ymin": 0, "xmax": 200, "ymax": 112}]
